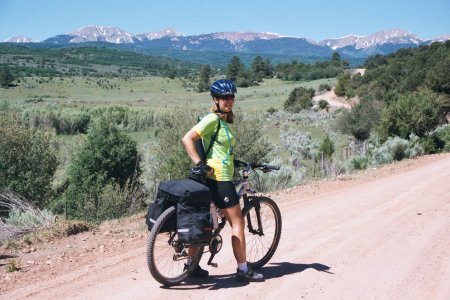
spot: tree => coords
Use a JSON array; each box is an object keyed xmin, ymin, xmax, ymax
[
  {"xmin": 0, "ymin": 113, "xmax": 58, "ymax": 208},
  {"xmin": 426, "ymin": 56, "xmax": 450, "ymax": 94},
  {"xmin": 197, "ymin": 64, "xmax": 212, "ymax": 92},
  {"xmin": 0, "ymin": 66, "xmax": 14, "ymax": 88},
  {"xmin": 232, "ymin": 114, "xmax": 273, "ymax": 164},
  {"xmin": 264, "ymin": 58, "xmax": 274, "ymax": 78},
  {"xmin": 226, "ymin": 56, "xmax": 245, "ymax": 83},
  {"xmin": 331, "ymin": 52, "xmax": 341, "ymax": 66},
  {"xmin": 284, "ymin": 87, "xmax": 315, "ymax": 112},
  {"xmin": 334, "ymin": 73, "xmax": 351, "ymax": 96},
  {"xmin": 336, "ymin": 98, "xmax": 383, "ymax": 141},
  {"xmin": 319, "ymin": 134, "xmax": 335, "ymax": 159},
  {"xmin": 65, "ymin": 118, "xmax": 142, "ymax": 221},
  {"xmin": 378, "ymin": 91, "xmax": 442, "ymax": 142},
  {"xmin": 251, "ymin": 56, "xmax": 265, "ymax": 82}
]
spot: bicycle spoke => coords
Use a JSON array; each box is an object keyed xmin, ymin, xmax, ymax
[{"xmin": 243, "ymin": 197, "xmax": 282, "ymax": 269}]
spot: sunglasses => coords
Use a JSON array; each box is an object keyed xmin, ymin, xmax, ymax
[{"xmin": 219, "ymin": 94, "xmax": 235, "ymax": 100}]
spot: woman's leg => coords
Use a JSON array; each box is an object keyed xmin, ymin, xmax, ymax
[{"xmin": 221, "ymin": 204, "xmax": 246, "ymax": 263}]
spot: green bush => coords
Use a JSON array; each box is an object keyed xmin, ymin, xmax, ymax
[
  {"xmin": 336, "ymin": 98, "xmax": 383, "ymax": 141},
  {"xmin": 350, "ymin": 155, "xmax": 369, "ymax": 170},
  {"xmin": 318, "ymin": 134, "xmax": 335, "ymax": 159},
  {"xmin": 0, "ymin": 113, "xmax": 58, "ymax": 208},
  {"xmin": 0, "ymin": 65, "xmax": 14, "ymax": 88},
  {"xmin": 280, "ymin": 128, "xmax": 316, "ymax": 161},
  {"xmin": 318, "ymin": 99, "xmax": 329, "ymax": 110},
  {"xmin": 266, "ymin": 107, "xmax": 278, "ymax": 114},
  {"xmin": 433, "ymin": 124, "xmax": 450, "ymax": 151},
  {"xmin": 65, "ymin": 118, "xmax": 142, "ymax": 221},
  {"xmin": 251, "ymin": 157, "xmax": 296, "ymax": 192},
  {"xmin": 378, "ymin": 91, "xmax": 442, "ymax": 142},
  {"xmin": 334, "ymin": 73, "xmax": 350, "ymax": 96},
  {"xmin": 232, "ymin": 114, "xmax": 273, "ymax": 164},
  {"xmin": 284, "ymin": 87, "xmax": 315, "ymax": 112},
  {"xmin": 419, "ymin": 124, "xmax": 450, "ymax": 153},
  {"xmin": 318, "ymin": 83, "xmax": 332, "ymax": 92},
  {"xmin": 96, "ymin": 181, "xmax": 147, "ymax": 220},
  {"xmin": 371, "ymin": 135, "xmax": 424, "ymax": 165},
  {"xmin": 151, "ymin": 112, "xmax": 199, "ymax": 181}
]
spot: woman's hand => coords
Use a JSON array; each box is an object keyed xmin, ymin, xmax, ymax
[{"xmin": 197, "ymin": 161, "xmax": 214, "ymax": 176}]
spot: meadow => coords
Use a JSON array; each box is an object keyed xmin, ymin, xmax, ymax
[
  {"xmin": 1, "ymin": 75, "xmax": 336, "ymax": 112},
  {"xmin": 1, "ymin": 75, "xmax": 344, "ymax": 191}
]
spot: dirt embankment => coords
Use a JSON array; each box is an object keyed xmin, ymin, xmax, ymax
[
  {"xmin": 313, "ymin": 87, "xmax": 355, "ymax": 109},
  {"xmin": 1, "ymin": 153, "xmax": 450, "ymax": 299}
]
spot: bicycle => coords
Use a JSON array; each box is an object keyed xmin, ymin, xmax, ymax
[{"xmin": 146, "ymin": 159, "xmax": 282, "ymax": 286}]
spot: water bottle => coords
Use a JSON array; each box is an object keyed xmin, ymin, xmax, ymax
[{"xmin": 210, "ymin": 202, "xmax": 219, "ymax": 229}]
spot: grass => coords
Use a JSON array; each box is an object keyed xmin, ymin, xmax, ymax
[
  {"xmin": 2, "ymin": 76, "xmax": 337, "ymax": 113},
  {"xmin": 6, "ymin": 259, "xmax": 21, "ymax": 273}
]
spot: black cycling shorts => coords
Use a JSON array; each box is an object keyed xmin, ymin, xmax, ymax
[{"xmin": 206, "ymin": 179, "xmax": 240, "ymax": 209}]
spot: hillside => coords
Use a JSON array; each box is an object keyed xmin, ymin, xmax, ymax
[
  {"xmin": 0, "ymin": 44, "xmax": 198, "ymax": 78},
  {"xmin": 1, "ymin": 153, "xmax": 449, "ymax": 299}
]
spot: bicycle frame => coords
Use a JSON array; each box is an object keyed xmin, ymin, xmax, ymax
[{"xmin": 206, "ymin": 167, "xmax": 265, "ymax": 267}]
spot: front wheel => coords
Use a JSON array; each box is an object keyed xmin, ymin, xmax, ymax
[
  {"xmin": 146, "ymin": 206, "xmax": 203, "ymax": 286},
  {"xmin": 242, "ymin": 196, "xmax": 282, "ymax": 269}
]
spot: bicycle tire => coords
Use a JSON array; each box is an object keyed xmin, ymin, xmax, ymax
[
  {"xmin": 146, "ymin": 206, "xmax": 203, "ymax": 286},
  {"xmin": 242, "ymin": 196, "xmax": 282, "ymax": 269}
]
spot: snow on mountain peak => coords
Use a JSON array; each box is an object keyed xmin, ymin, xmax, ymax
[
  {"xmin": 4, "ymin": 35, "xmax": 38, "ymax": 43},
  {"xmin": 320, "ymin": 28, "xmax": 423, "ymax": 50},
  {"xmin": 211, "ymin": 31, "xmax": 282, "ymax": 43},
  {"xmin": 70, "ymin": 25, "xmax": 134, "ymax": 43},
  {"xmin": 137, "ymin": 28, "xmax": 183, "ymax": 40}
]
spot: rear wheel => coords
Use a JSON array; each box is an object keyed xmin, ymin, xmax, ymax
[
  {"xmin": 242, "ymin": 196, "xmax": 282, "ymax": 269},
  {"xmin": 146, "ymin": 206, "xmax": 203, "ymax": 286}
]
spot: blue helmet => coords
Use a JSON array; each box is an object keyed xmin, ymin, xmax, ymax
[{"xmin": 210, "ymin": 79, "xmax": 237, "ymax": 98}]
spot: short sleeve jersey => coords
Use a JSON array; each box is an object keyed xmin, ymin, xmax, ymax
[{"xmin": 192, "ymin": 113, "xmax": 235, "ymax": 181}]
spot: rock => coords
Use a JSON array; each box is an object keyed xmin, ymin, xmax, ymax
[{"xmin": 22, "ymin": 248, "xmax": 31, "ymax": 253}]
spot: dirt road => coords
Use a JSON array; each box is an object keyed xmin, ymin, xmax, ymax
[
  {"xmin": 1, "ymin": 153, "xmax": 450, "ymax": 299},
  {"xmin": 313, "ymin": 88, "xmax": 352, "ymax": 109}
]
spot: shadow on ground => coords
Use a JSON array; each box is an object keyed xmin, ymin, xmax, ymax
[{"xmin": 163, "ymin": 262, "xmax": 332, "ymax": 290}]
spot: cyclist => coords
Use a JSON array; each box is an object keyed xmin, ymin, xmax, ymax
[{"xmin": 182, "ymin": 79, "xmax": 264, "ymax": 282}]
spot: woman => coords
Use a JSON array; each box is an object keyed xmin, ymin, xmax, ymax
[{"xmin": 182, "ymin": 79, "xmax": 264, "ymax": 282}]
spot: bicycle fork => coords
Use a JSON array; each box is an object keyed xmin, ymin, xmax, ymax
[{"xmin": 246, "ymin": 198, "xmax": 265, "ymax": 236}]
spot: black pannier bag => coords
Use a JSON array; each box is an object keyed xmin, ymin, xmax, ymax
[
  {"xmin": 146, "ymin": 179, "xmax": 213, "ymax": 244},
  {"xmin": 173, "ymin": 179, "xmax": 213, "ymax": 244},
  {"xmin": 145, "ymin": 182, "xmax": 177, "ymax": 232}
]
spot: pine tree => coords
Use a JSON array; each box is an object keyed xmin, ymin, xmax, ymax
[
  {"xmin": 319, "ymin": 135, "xmax": 335, "ymax": 159},
  {"xmin": 251, "ymin": 56, "xmax": 265, "ymax": 82},
  {"xmin": 197, "ymin": 64, "xmax": 212, "ymax": 92},
  {"xmin": 226, "ymin": 56, "xmax": 245, "ymax": 82},
  {"xmin": 0, "ymin": 66, "xmax": 14, "ymax": 88},
  {"xmin": 331, "ymin": 52, "xmax": 341, "ymax": 66}
]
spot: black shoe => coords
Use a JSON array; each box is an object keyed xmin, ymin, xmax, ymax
[
  {"xmin": 184, "ymin": 264, "xmax": 209, "ymax": 278},
  {"xmin": 236, "ymin": 266, "xmax": 264, "ymax": 282}
]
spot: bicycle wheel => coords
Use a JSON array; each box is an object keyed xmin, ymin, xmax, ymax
[
  {"xmin": 242, "ymin": 196, "xmax": 282, "ymax": 269},
  {"xmin": 146, "ymin": 206, "xmax": 203, "ymax": 286}
]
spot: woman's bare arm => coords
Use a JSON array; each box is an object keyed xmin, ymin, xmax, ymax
[{"xmin": 182, "ymin": 129, "xmax": 202, "ymax": 165}]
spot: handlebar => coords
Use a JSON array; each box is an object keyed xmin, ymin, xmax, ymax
[{"xmin": 234, "ymin": 159, "xmax": 280, "ymax": 173}]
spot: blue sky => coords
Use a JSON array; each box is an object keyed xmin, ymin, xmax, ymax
[{"xmin": 0, "ymin": 0, "xmax": 449, "ymax": 42}]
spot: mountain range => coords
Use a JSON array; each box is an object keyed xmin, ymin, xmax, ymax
[{"xmin": 3, "ymin": 25, "xmax": 449, "ymax": 59}]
